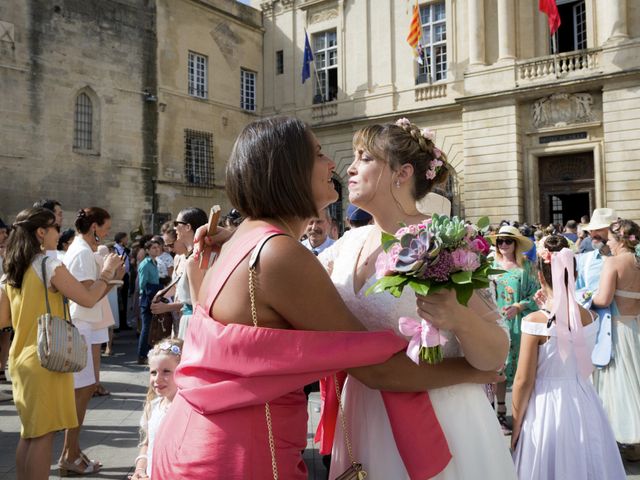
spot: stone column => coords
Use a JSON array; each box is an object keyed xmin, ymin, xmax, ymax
[
  {"xmin": 468, "ymin": 0, "xmax": 485, "ymax": 66},
  {"xmin": 606, "ymin": 0, "xmax": 629, "ymax": 42},
  {"xmin": 497, "ymin": 0, "xmax": 515, "ymax": 60}
]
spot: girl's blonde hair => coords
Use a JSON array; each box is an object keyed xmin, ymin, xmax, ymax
[{"xmin": 139, "ymin": 337, "xmax": 183, "ymax": 446}]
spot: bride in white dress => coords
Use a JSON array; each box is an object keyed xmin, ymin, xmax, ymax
[{"xmin": 320, "ymin": 120, "xmax": 517, "ymax": 479}]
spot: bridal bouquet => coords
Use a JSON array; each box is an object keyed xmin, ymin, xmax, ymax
[{"xmin": 366, "ymin": 214, "xmax": 502, "ymax": 364}]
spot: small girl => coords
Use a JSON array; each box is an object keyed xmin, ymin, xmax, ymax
[
  {"xmin": 129, "ymin": 338, "xmax": 183, "ymax": 480},
  {"xmin": 511, "ymin": 235, "xmax": 625, "ymax": 480}
]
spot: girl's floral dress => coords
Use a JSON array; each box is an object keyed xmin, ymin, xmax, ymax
[{"xmin": 491, "ymin": 259, "xmax": 539, "ymax": 386}]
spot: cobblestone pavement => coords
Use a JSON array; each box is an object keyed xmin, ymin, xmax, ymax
[{"xmin": 0, "ymin": 330, "xmax": 637, "ymax": 479}]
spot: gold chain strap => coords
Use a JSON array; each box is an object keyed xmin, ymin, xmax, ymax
[
  {"xmin": 249, "ymin": 266, "xmax": 279, "ymax": 480},
  {"xmin": 334, "ymin": 376, "xmax": 367, "ymax": 478}
]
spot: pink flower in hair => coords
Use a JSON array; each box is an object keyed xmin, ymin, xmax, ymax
[
  {"xmin": 433, "ymin": 147, "xmax": 442, "ymax": 159},
  {"xmin": 629, "ymin": 234, "xmax": 636, "ymax": 242},
  {"xmin": 421, "ymin": 128, "xmax": 435, "ymax": 141},
  {"xmin": 538, "ymin": 248, "xmax": 552, "ymax": 264},
  {"xmin": 395, "ymin": 117, "xmax": 412, "ymax": 129}
]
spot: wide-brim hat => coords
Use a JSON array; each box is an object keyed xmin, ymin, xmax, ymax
[
  {"xmin": 584, "ymin": 208, "xmax": 617, "ymax": 231},
  {"xmin": 488, "ymin": 225, "xmax": 533, "ymax": 251}
]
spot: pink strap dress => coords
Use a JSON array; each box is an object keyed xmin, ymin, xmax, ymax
[{"xmin": 151, "ymin": 226, "xmax": 411, "ymax": 479}]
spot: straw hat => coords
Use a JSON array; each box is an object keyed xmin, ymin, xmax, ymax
[
  {"xmin": 583, "ymin": 208, "xmax": 618, "ymax": 231},
  {"xmin": 488, "ymin": 225, "xmax": 533, "ymax": 251}
]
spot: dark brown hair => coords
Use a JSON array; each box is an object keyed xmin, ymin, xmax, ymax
[
  {"xmin": 226, "ymin": 116, "xmax": 318, "ymax": 220},
  {"xmin": 353, "ymin": 122, "xmax": 449, "ymax": 200},
  {"xmin": 537, "ymin": 235, "xmax": 573, "ymax": 288},
  {"xmin": 3, "ymin": 208, "xmax": 57, "ymax": 288},
  {"xmin": 75, "ymin": 207, "xmax": 111, "ymax": 234}
]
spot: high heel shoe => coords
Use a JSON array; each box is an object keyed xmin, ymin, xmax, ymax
[{"xmin": 58, "ymin": 455, "xmax": 101, "ymax": 476}]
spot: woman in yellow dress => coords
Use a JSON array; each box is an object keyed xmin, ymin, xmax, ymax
[{"xmin": 0, "ymin": 208, "xmax": 123, "ymax": 480}]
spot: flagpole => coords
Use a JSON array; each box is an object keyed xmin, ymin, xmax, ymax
[
  {"xmin": 552, "ymin": 30, "xmax": 559, "ymax": 78},
  {"xmin": 305, "ymin": 29, "xmax": 323, "ymax": 102}
]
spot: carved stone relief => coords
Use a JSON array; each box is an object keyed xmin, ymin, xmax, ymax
[
  {"xmin": 261, "ymin": 1, "xmax": 275, "ymax": 15},
  {"xmin": 310, "ymin": 8, "xmax": 338, "ymax": 24},
  {"xmin": 531, "ymin": 93, "xmax": 594, "ymax": 129}
]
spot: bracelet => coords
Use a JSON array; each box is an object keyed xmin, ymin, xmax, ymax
[
  {"xmin": 96, "ymin": 278, "xmax": 109, "ymax": 286},
  {"xmin": 134, "ymin": 454, "xmax": 148, "ymax": 465}
]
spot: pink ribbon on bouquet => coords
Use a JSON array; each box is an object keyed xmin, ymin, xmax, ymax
[
  {"xmin": 544, "ymin": 248, "xmax": 593, "ymax": 379},
  {"xmin": 398, "ymin": 317, "xmax": 448, "ymax": 365}
]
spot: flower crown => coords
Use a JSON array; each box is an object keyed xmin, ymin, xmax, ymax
[
  {"xmin": 395, "ymin": 118, "xmax": 444, "ymax": 181},
  {"xmin": 149, "ymin": 341, "xmax": 181, "ymax": 357}
]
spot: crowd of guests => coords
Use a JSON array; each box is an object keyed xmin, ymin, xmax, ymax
[{"xmin": 0, "ymin": 115, "xmax": 638, "ymax": 480}]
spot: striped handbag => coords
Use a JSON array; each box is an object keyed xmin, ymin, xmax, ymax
[{"xmin": 37, "ymin": 257, "xmax": 88, "ymax": 373}]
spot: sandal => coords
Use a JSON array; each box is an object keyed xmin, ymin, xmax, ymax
[
  {"xmin": 496, "ymin": 402, "xmax": 512, "ymax": 436},
  {"xmin": 93, "ymin": 384, "xmax": 111, "ymax": 397},
  {"xmin": 58, "ymin": 455, "xmax": 101, "ymax": 476},
  {"xmin": 80, "ymin": 451, "xmax": 103, "ymax": 468}
]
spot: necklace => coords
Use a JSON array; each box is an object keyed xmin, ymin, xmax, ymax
[{"xmin": 276, "ymin": 216, "xmax": 296, "ymax": 238}]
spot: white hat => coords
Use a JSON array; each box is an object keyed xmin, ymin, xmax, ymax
[
  {"xmin": 488, "ymin": 225, "xmax": 534, "ymax": 251},
  {"xmin": 584, "ymin": 208, "xmax": 618, "ymax": 231}
]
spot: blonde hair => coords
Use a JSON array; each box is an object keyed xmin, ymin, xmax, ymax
[
  {"xmin": 139, "ymin": 337, "xmax": 183, "ymax": 446},
  {"xmin": 494, "ymin": 243, "xmax": 527, "ymax": 268}
]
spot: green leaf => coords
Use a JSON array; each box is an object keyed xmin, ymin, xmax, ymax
[
  {"xmin": 365, "ymin": 276, "xmax": 408, "ymax": 296},
  {"xmin": 487, "ymin": 268, "xmax": 507, "ymax": 276},
  {"xmin": 381, "ymin": 232, "xmax": 399, "ymax": 251},
  {"xmin": 451, "ymin": 270, "xmax": 472, "ymax": 284},
  {"xmin": 454, "ymin": 283, "xmax": 474, "ymax": 306},
  {"xmin": 408, "ymin": 280, "xmax": 431, "ymax": 296},
  {"xmin": 476, "ymin": 216, "xmax": 490, "ymax": 230}
]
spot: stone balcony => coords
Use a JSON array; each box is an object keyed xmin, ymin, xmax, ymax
[{"xmin": 516, "ymin": 48, "xmax": 602, "ymax": 86}]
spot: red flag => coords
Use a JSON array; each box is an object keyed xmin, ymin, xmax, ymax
[
  {"xmin": 539, "ymin": 0, "xmax": 561, "ymax": 35},
  {"xmin": 407, "ymin": 1, "xmax": 421, "ymax": 50}
]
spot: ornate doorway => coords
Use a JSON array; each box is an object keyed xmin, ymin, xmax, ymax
[{"xmin": 538, "ymin": 152, "xmax": 594, "ymax": 226}]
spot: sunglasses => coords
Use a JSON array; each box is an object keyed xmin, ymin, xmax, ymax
[
  {"xmin": 496, "ymin": 238, "xmax": 515, "ymax": 246},
  {"xmin": 173, "ymin": 220, "xmax": 188, "ymax": 227}
]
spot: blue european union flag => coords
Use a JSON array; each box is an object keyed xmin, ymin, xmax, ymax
[{"xmin": 301, "ymin": 31, "xmax": 314, "ymax": 84}]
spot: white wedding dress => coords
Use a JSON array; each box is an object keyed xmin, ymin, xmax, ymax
[{"xmin": 320, "ymin": 226, "xmax": 517, "ymax": 479}]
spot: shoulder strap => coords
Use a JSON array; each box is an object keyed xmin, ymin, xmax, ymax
[
  {"xmin": 204, "ymin": 227, "xmax": 285, "ymax": 312},
  {"xmin": 614, "ymin": 289, "xmax": 640, "ymax": 299},
  {"xmin": 41, "ymin": 256, "xmax": 51, "ymax": 315}
]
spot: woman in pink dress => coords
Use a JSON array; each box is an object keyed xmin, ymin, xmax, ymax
[{"xmin": 152, "ymin": 117, "xmax": 502, "ymax": 479}]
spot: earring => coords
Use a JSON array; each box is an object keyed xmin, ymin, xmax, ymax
[{"xmin": 395, "ymin": 180, "xmax": 401, "ymax": 188}]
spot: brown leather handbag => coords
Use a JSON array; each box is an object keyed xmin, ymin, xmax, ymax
[{"xmin": 149, "ymin": 275, "xmax": 181, "ymax": 345}]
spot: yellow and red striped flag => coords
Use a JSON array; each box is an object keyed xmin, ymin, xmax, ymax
[{"xmin": 407, "ymin": 1, "xmax": 421, "ymax": 51}]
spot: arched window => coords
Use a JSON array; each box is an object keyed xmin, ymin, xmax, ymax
[{"xmin": 74, "ymin": 92, "xmax": 93, "ymax": 150}]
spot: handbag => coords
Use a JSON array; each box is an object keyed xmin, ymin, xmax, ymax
[
  {"xmin": 149, "ymin": 275, "xmax": 182, "ymax": 345},
  {"xmin": 248, "ymin": 234, "xmax": 367, "ymax": 480},
  {"xmin": 37, "ymin": 257, "xmax": 88, "ymax": 373}
]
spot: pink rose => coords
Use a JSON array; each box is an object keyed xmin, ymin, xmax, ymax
[
  {"xmin": 375, "ymin": 243, "xmax": 402, "ymax": 277},
  {"xmin": 451, "ymin": 249, "xmax": 481, "ymax": 272},
  {"xmin": 470, "ymin": 236, "xmax": 491, "ymax": 255}
]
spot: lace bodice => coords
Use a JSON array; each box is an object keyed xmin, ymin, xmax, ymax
[{"xmin": 320, "ymin": 226, "xmax": 463, "ymax": 358}]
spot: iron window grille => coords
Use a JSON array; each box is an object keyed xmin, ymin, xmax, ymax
[
  {"xmin": 73, "ymin": 93, "xmax": 93, "ymax": 150},
  {"xmin": 188, "ymin": 52, "xmax": 208, "ymax": 99},
  {"xmin": 184, "ymin": 129, "xmax": 214, "ymax": 187},
  {"xmin": 276, "ymin": 50, "xmax": 284, "ymax": 75}
]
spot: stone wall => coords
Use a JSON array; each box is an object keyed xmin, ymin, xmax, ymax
[{"xmin": 0, "ymin": 0, "xmax": 156, "ymax": 233}]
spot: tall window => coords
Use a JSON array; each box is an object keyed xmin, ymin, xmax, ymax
[
  {"xmin": 417, "ymin": 1, "xmax": 447, "ymax": 84},
  {"xmin": 240, "ymin": 69, "xmax": 256, "ymax": 112},
  {"xmin": 556, "ymin": 0, "xmax": 587, "ymax": 53},
  {"xmin": 188, "ymin": 51, "xmax": 208, "ymax": 99},
  {"xmin": 276, "ymin": 50, "xmax": 284, "ymax": 75},
  {"xmin": 74, "ymin": 93, "xmax": 93, "ymax": 150},
  {"xmin": 313, "ymin": 30, "xmax": 338, "ymax": 103},
  {"xmin": 185, "ymin": 129, "xmax": 214, "ymax": 187}
]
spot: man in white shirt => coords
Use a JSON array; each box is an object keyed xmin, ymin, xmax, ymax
[{"xmin": 301, "ymin": 208, "xmax": 335, "ymax": 255}]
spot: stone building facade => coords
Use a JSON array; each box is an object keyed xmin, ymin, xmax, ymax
[
  {"xmin": 0, "ymin": 0, "xmax": 157, "ymax": 233},
  {"xmin": 256, "ymin": 0, "xmax": 640, "ymax": 225},
  {"xmin": 0, "ymin": 0, "xmax": 261, "ymax": 232}
]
